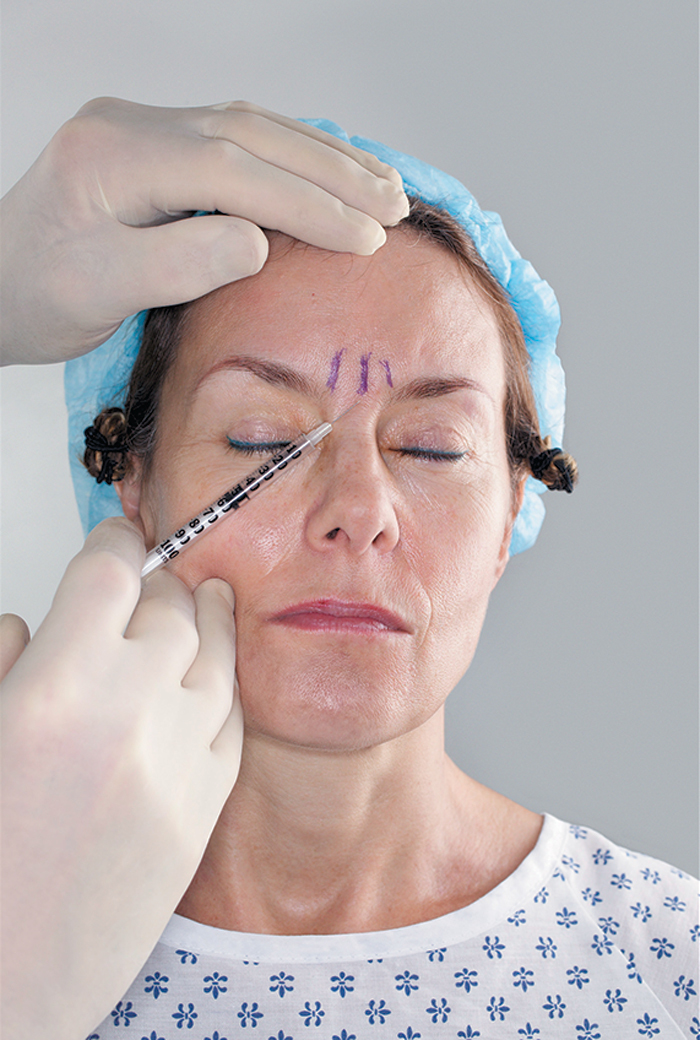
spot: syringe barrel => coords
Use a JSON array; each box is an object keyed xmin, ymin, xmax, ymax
[{"xmin": 140, "ymin": 423, "xmax": 331, "ymax": 578}]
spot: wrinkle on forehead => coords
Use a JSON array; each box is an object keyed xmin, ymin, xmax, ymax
[{"xmin": 170, "ymin": 230, "xmax": 507, "ymax": 416}]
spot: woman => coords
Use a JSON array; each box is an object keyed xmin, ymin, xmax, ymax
[{"xmin": 67, "ymin": 124, "xmax": 695, "ymax": 1038}]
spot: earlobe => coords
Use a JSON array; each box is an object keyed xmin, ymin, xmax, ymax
[
  {"xmin": 114, "ymin": 458, "xmax": 146, "ymax": 534},
  {"xmin": 493, "ymin": 477, "xmax": 526, "ymax": 587}
]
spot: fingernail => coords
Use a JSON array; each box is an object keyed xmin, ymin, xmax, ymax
[
  {"xmin": 214, "ymin": 579, "xmax": 235, "ymax": 608},
  {"xmin": 378, "ymin": 163, "xmax": 405, "ymax": 190},
  {"xmin": 362, "ymin": 224, "xmax": 387, "ymax": 255},
  {"xmin": 376, "ymin": 181, "xmax": 409, "ymax": 226}
]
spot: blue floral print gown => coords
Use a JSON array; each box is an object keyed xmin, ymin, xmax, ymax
[{"xmin": 86, "ymin": 816, "xmax": 698, "ymax": 1039}]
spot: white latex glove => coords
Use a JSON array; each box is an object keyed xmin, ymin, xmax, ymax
[
  {"xmin": 0, "ymin": 517, "xmax": 243, "ymax": 1040},
  {"xmin": 0, "ymin": 98, "xmax": 408, "ymax": 365}
]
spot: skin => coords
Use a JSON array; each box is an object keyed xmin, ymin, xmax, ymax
[{"xmin": 117, "ymin": 231, "xmax": 543, "ymax": 935}]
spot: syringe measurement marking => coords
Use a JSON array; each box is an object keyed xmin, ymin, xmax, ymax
[
  {"xmin": 140, "ymin": 424, "xmax": 332, "ymax": 577},
  {"xmin": 153, "ymin": 442, "xmax": 304, "ymax": 564}
]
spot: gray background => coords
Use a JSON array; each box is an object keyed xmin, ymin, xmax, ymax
[{"xmin": 1, "ymin": 0, "xmax": 697, "ymax": 873}]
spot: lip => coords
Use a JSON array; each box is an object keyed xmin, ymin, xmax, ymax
[{"xmin": 270, "ymin": 598, "xmax": 410, "ymax": 634}]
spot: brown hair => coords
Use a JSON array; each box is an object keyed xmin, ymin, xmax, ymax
[
  {"xmin": 84, "ymin": 303, "xmax": 188, "ymax": 485},
  {"xmin": 84, "ymin": 198, "xmax": 577, "ymax": 494}
]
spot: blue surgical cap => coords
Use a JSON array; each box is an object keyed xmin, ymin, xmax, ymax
[{"xmin": 65, "ymin": 120, "xmax": 567, "ymax": 554}]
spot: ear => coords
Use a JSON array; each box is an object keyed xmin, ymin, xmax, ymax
[
  {"xmin": 114, "ymin": 457, "xmax": 148, "ymax": 537},
  {"xmin": 492, "ymin": 477, "xmax": 526, "ymax": 588}
]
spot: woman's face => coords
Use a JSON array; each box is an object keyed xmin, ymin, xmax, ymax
[{"xmin": 124, "ymin": 233, "xmax": 520, "ymax": 751}]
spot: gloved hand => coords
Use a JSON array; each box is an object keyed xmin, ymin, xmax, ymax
[
  {"xmin": 0, "ymin": 517, "xmax": 243, "ymax": 1040},
  {"xmin": 1, "ymin": 98, "xmax": 408, "ymax": 365}
]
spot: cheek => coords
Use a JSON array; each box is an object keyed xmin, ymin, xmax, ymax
[
  {"xmin": 138, "ymin": 462, "xmax": 212, "ymax": 541},
  {"xmin": 402, "ymin": 513, "xmax": 507, "ymax": 699},
  {"xmin": 156, "ymin": 486, "xmax": 308, "ymax": 594},
  {"xmin": 201, "ymin": 510, "xmax": 303, "ymax": 583},
  {"xmin": 404, "ymin": 470, "xmax": 512, "ymax": 629}
]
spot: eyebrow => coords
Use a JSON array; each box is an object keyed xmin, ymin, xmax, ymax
[
  {"xmin": 194, "ymin": 355, "xmax": 489, "ymax": 404},
  {"xmin": 194, "ymin": 355, "xmax": 316, "ymax": 397},
  {"xmin": 391, "ymin": 376, "xmax": 491, "ymax": 403}
]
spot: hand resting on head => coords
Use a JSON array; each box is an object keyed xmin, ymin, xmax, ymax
[{"xmin": 0, "ymin": 98, "xmax": 408, "ymax": 365}]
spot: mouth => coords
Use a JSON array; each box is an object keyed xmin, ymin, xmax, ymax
[{"xmin": 269, "ymin": 599, "xmax": 410, "ymax": 634}]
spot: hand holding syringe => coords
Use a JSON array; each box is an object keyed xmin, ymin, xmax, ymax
[{"xmin": 142, "ymin": 421, "xmax": 333, "ymax": 577}]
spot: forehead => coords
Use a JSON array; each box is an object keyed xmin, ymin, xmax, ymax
[{"xmin": 173, "ymin": 231, "xmax": 506, "ymax": 394}]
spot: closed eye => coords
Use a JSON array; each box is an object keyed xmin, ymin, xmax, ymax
[
  {"xmin": 227, "ymin": 437, "xmax": 294, "ymax": 456},
  {"xmin": 394, "ymin": 448, "xmax": 467, "ymax": 462}
]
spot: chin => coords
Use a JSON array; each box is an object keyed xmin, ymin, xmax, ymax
[{"xmin": 237, "ymin": 664, "xmax": 439, "ymax": 753}]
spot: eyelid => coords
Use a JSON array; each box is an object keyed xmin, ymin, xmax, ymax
[{"xmin": 226, "ymin": 437, "xmax": 294, "ymax": 456}]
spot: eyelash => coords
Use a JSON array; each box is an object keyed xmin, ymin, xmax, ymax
[
  {"xmin": 226, "ymin": 438, "xmax": 466, "ymax": 464},
  {"xmin": 394, "ymin": 448, "xmax": 467, "ymax": 463},
  {"xmin": 226, "ymin": 437, "xmax": 293, "ymax": 456}
]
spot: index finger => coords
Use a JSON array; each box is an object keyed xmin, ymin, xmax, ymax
[
  {"xmin": 41, "ymin": 518, "xmax": 146, "ymax": 643},
  {"xmin": 209, "ymin": 101, "xmax": 405, "ymax": 190}
]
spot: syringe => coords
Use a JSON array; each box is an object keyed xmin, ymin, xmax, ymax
[{"xmin": 141, "ymin": 421, "xmax": 332, "ymax": 578}]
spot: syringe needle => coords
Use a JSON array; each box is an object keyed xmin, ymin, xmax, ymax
[{"xmin": 331, "ymin": 399, "xmax": 362, "ymax": 424}]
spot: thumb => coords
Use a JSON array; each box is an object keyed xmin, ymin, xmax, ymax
[
  {"xmin": 111, "ymin": 215, "xmax": 270, "ymax": 313},
  {"xmin": 0, "ymin": 614, "xmax": 31, "ymax": 682}
]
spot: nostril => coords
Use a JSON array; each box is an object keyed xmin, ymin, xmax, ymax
[{"xmin": 326, "ymin": 528, "xmax": 340, "ymax": 541}]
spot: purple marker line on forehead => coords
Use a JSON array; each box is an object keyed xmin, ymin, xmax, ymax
[
  {"xmin": 380, "ymin": 360, "xmax": 393, "ymax": 387},
  {"xmin": 326, "ymin": 350, "xmax": 345, "ymax": 391},
  {"xmin": 357, "ymin": 353, "xmax": 372, "ymax": 395}
]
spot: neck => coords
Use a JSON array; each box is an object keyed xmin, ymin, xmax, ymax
[{"xmin": 177, "ymin": 708, "xmax": 543, "ymax": 935}]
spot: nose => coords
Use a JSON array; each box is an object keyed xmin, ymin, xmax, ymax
[{"xmin": 305, "ymin": 433, "xmax": 400, "ymax": 555}]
